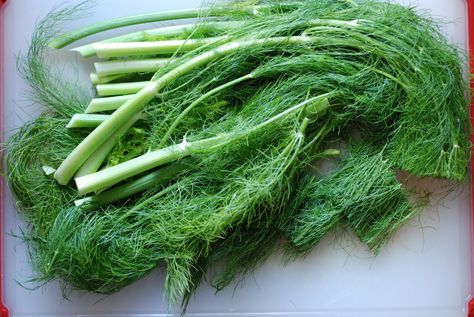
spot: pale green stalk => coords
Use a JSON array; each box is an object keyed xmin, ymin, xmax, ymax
[
  {"xmin": 93, "ymin": 37, "xmax": 226, "ymax": 58},
  {"xmin": 49, "ymin": 8, "xmax": 217, "ymax": 48},
  {"xmin": 90, "ymin": 73, "xmax": 127, "ymax": 84},
  {"xmin": 75, "ymin": 94, "xmax": 330, "ymax": 195},
  {"xmin": 75, "ymin": 141, "xmax": 194, "ymax": 194},
  {"xmin": 55, "ymin": 84, "xmax": 157, "ymax": 184},
  {"xmin": 73, "ymin": 21, "xmax": 243, "ymax": 57},
  {"xmin": 85, "ymin": 95, "xmax": 135, "ymax": 113},
  {"xmin": 66, "ymin": 114, "xmax": 110, "ymax": 128},
  {"xmin": 42, "ymin": 165, "xmax": 56, "ymax": 176},
  {"xmin": 75, "ymin": 160, "xmax": 191, "ymax": 207},
  {"xmin": 55, "ymin": 36, "xmax": 313, "ymax": 185},
  {"xmin": 67, "ymin": 113, "xmax": 144, "ymax": 129},
  {"xmin": 94, "ymin": 58, "xmax": 171, "ymax": 76},
  {"xmin": 48, "ymin": 3, "xmax": 304, "ymax": 49},
  {"xmin": 75, "ymin": 113, "xmax": 142, "ymax": 177},
  {"xmin": 96, "ymin": 81, "xmax": 149, "ymax": 96},
  {"xmin": 307, "ymin": 18, "xmax": 360, "ymax": 28},
  {"xmin": 159, "ymin": 73, "xmax": 254, "ymax": 147}
]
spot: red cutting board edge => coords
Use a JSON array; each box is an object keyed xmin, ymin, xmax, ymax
[
  {"xmin": 468, "ymin": 0, "xmax": 474, "ymax": 316},
  {"xmin": 0, "ymin": 0, "xmax": 8, "ymax": 316},
  {"xmin": 0, "ymin": 0, "xmax": 473, "ymax": 316}
]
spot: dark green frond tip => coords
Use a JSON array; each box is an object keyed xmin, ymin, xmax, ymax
[
  {"xmin": 283, "ymin": 144, "xmax": 422, "ymax": 254},
  {"xmin": 382, "ymin": 9, "xmax": 470, "ymax": 181},
  {"xmin": 207, "ymin": 224, "xmax": 281, "ymax": 292},
  {"xmin": 17, "ymin": 1, "xmax": 91, "ymax": 117},
  {"xmin": 388, "ymin": 116, "xmax": 470, "ymax": 181},
  {"xmin": 282, "ymin": 174, "xmax": 343, "ymax": 254},
  {"xmin": 341, "ymin": 146, "xmax": 423, "ymax": 253}
]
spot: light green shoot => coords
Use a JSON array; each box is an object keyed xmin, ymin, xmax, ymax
[
  {"xmin": 94, "ymin": 58, "xmax": 171, "ymax": 76},
  {"xmin": 75, "ymin": 159, "xmax": 191, "ymax": 207},
  {"xmin": 85, "ymin": 95, "xmax": 135, "ymax": 113},
  {"xmin": 73, "ymin": 21, "xmax": 243, "ymax": 57},
  {"xmin": 66, "ymin": 114, "xmax": 111, "ymax": 129},
  {"xmin": 90, "ymin": 73, "xmax": 127, "ymax": 84},
  {"xmin": 96, "ymin": 81, "xmax": 149, "ymax": 97},
  {"xmin": 93, "ymin": 37, "xmax": 227, "ymax": 58},
  {"xmin": 159, "ymin": 72, "xmax": 254, "ymax": 147},
  {"xmin": 49, "ymin": 8, "xmax": 215, "ymax": 48},
  {"xmin": 75, "ymin": 94, "xmax": 330, "ymax": 195},
  {"xmin": 75, "ymin": 113, "xmax": 142, "ymax": 177},
  {"xmin": 54, "ymin": 36, "xmax": 314, "ymax": 185}
]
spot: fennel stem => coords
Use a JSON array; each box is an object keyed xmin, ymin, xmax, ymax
[
  {"xmin": 90, "ymin": 73, "xmax": 126, "ymax": 85},
  {"xmin": 73, "ymin": 21, "xmax": 242, "ymax": 57},
  {"xmin": 75, "ymin": 94, "xmax": 330, "ymax": 195},
  {"xmin": 49, "ymin": 8, "xmax": 218, "ymax": 48},
  {"xmin": 96, "ymin": 81, "xmax": 149, "ymax": 97},
  {"xmin": 85, "ymin": 95, "xmax": 135, "ymax": 113},
  {"xmin": 159, "ymin": 72, "xmax": 254, "ymax": 147},
  {"xmin": 94, "ymin": 58, "xmax": 171, "ymax": 76},
  {"xmin": 54, "ymin": 36, "xmax": 314, "ymax": 185},
  {"xmin": 75, "ymin": 159, "xmax": 193, "ymax": 207},
  {"xmin": 74, "ymin": 113, "xmax": 143, "ymax": 177},
  {"xmin": 66, "ymin": 114, "xmax": 110, "ymax": 129},
  {"xmin": 93, "ymin": 37, "xmax": 227, "ymax": 58}
]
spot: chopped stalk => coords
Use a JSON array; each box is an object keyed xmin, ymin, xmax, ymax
[
  {"xmin": 49, "ymin": 8, "xmax": 218, "ymax": 48},
  {"xmin": 94, "ymin": 58, "xmax": 171, "ymax": 76},
  {"xmin": 66, "ymin": 114, "xmax": 111, "ymax": 128},
  {"xmin": 75, "ymin": 141, "xmax": 195, "ymax": 195},
  {"xmin": 42, "ymin": 165, "xmax": 56, "ymax": 176},
  {"xmin": 85, "ymin": 95, "xmax": 135, "ymax": 113},
  {"xmin": 96, "ymin": 81, "xmax": 149, "ymax": 96},
  {"xmin": 73, "ymin": 21, "xmax": 243, "ymax": 57},
  {"xmin": 48, "ymin": 3, "xmax": 303, "ymax": 49},
  {"xmin": 75, "ymin": 113, "xmax": 142, "ymax": 177},
  {"xmin": 75, "ymin": 94, "xmax": 330, "ymax": 195},
  {"xmin": 90, "ymin": 73, "xmax": 127, "ymax": 84},
  {"xmin": 67, "ymin": 113, "xmax": 144, "ymax": 129},
  {"xmin": 93, "ymin": 37, "xmax": 227, "ymax": 58},
  {"xmin": 55, "ymin": 36, "xmax": 313, "ymax": 185},
  {"xmin": 55, "ymin": 84, "xmax": 157, "ymax": 184},
  {"xmin": 75, "ymin": 159, "xmax": 192, "ymax": 207},
  {"xmin": 159, "ymin": 72, "xmax": 254, "ymax": 146}
]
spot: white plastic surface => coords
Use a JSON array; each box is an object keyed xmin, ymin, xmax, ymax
[{"xmin": 1, "ymin": 0, "xmax": 472, "ymax": 316}]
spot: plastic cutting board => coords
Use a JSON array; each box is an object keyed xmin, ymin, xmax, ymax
[{"xmin": 0, "ymin": 1, "xmax": 473, "ymax": 316}]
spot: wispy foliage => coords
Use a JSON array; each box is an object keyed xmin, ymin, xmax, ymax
[{"xmin": 5, "ymin": 0, "xmax": 469, "ymax": 309}]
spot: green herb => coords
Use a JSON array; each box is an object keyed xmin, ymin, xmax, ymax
[
  {"xmin": 6, "ymin": 0, "xmax": 469, "ymax": 310},
  {"xmin": 283, "ymin": 143, "xmax": 421, "ymax": 254}
]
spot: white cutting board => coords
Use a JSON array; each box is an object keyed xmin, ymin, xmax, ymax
[{"xmin": 2, "ymin": 0, "xmax": 471, "ymax": 316}]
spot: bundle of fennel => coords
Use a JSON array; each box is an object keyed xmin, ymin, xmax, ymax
[{"xmin": 6, "ymin": 0, "xmax": 469, "ymax": 309}]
